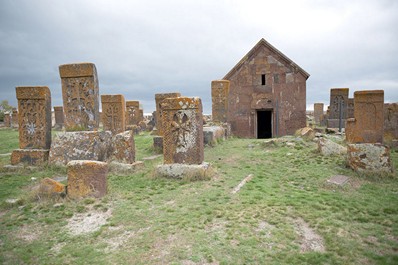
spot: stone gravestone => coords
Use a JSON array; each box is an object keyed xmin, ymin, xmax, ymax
[
  {"xmin": 347, "ymin": 98, "xmax": 354, "ymax": 119},
  {"xmin": 211, "ymin": 80, "xmax": 230, "ymax": 123},
  {"xmin": 161, "ymin": 97, "xmax": 204, "ymax": 164},
  {"xmin": 155, "ymin": 92, "xmax": 181, "ymax": 136},
  {"xmin": 4, "ymin": 112, "xmax": 11, "ymax": 127},
  {"xmin": 126, "ymin": 100, "xmax": 140, "ymax": 127},
  {"xmin": 384, "ymin": 103, "xmax": 398, "ymax": 148},
  {"xmin": 11, "ymin": 108, "xmax": 18, "ymax": 128},
  {"xmin": 313, "ymin": 103, "xmax": 324, "ymax": 125},
  {"xmin": 11, "ymin": 86, "xmax": 51, "ymax": 165},
  {"xmin": 101, "ymin": 94, "xmax": 126, "ymax": 134},
  {"xmin": 53, "ymin": 106, "xmax": 64, "ymax": 129},
  {"xmin": 327, "ymin": 88, "xmax": 349, "ymax": 128},
  {"xmin": 346, "ymin": 90, "xmax": 384, "ymax": 144},
  {"xmin": 59, "ymin": 63, "xmax": 100, "ymax": 131}
]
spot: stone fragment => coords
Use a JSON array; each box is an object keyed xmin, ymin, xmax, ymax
[
  {"xmin": 154, "ymin": 163, "xmax": 212, "ymax": 180},
  {"xmin": 211, "ymin": 80, "xmax": 230, "ymax": 123},
  {"xmin": 346, "ymin": 90, "xmax": 384, "ymax": 144},
  {"xmin": 317, "ymin": 138, "xmax": 347, "ymax": 156},
  {"xmin": 326, "ymin": 175, "xmax": 350, "ymax": 186},
  {"xmin": 53, "ymin": 106, "xmax": 64, "ymax": 129},
  {"xmin": 38, "ymin": 178, "xmax": 66, "ymax": 197},
  {"xmin": 67, "ymin": 160, "xmax": 108, "ymax": 199},
  {"xmin": 101, "ymin": 94, "xmax": 126, "ymax": 134},
  {"xmin": 59, "ymin": 63, "xmax": 100, "ymax": 131},
  {"xmin": 161, "ymin": 97, "xmax": 204, "ymax": 164},
  {"xmin": 155, "ymin": 92, "xmax": 181, "ymax": 136},
  {"xmin": 49, "ymin": 131, "xmax": 112, "ymax": 165},
  {"xmin": 111, "ymin": 130, "xmax": 135, "ymax": 164},
  {"xmin": 203, "ymin": 126, "xmax": 225, "ymax": 146},
  {"xmin": 296, "ymin": 127, "xmax": 315, "ymax": 140},
  {"xmin": 11, "ymin": 149, "xmax": 49, "ymax": 165},
  {"xmin": 347, "ymin": 143, "xmax": 393, "ymax": 174},
  {"xmin": 108, "ymin": 161, "xmax": 144, "ymax": 174}
]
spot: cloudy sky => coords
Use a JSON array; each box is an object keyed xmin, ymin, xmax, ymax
[{"xmin": 0, "ymin": 0, "xmax": 397, "ymax": 114}]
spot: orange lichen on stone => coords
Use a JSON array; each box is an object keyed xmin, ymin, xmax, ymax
[
  {"xmin": 155, "ymin": 92, "xmax": 181, "ymax": 136},
  {"xmin": 39, "ymin": 178, "xmax": 66, "ymax": 196},
  {"xmin": 211, "ymin": 80, "xmax": 230, "ymax": 123},
  {"xmin": 59, "ymin": 63, "xmax": 97, "ymax": 78},
  {"xmin": 101, "ymin": 94, "xmax": 126, "ymax": 134},
  {"xmin": 11, "ymin": 149, "xmax": 49, "ymax": 165},
  {"xmin": 67, "ymin": 160, "xmax": 108, "ymax": 199}
]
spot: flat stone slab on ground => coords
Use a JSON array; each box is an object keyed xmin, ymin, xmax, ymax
[
  {"xmin": 155, "ymin": 163, "xmax": 212, "ymax": 180},
  {"xmin": 327, "ymin": 175, "xmax": 350, "ymax": 186}
]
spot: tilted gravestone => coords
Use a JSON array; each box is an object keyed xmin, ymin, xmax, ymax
[
  {"xmin": 211, "ymin": 80, "xmax": 230, "ymax": 123},
  {"xmin": 101, "ymin": 94, "xmax": 126, "ymax": 134},
  {"xmin": 59, "ymin": 63, "xmax": 100, "ymax": 131},
  {"xmin": 11, "ymin": 86, "xmax": 51, "ymax": 165}
]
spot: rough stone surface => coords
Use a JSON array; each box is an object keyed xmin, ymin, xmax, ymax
[
  {"xmin": 384, "ymin": 103, "xmax": 398, "ymax": 146},
  {"xmin": 328, "ymin": 88, "xmax": 349, "ymax": 120},
  {"xmin": 59, "ymin": 63, "xmax": 100, "ymax": 131},
  {"xmin": 211, "ymin": 80, "xmax": 230, "ymax": 123},
  {"xmin": 53, "ymin": 106, "xmax": 64, "ymax": 128},
  {"xmin": 49, "ymin": 131, "xmax": 112, "ymax": 165},
  {"xmin": 38, "ymin": 178, "xmax": 66, "ymax": 197},
  {"xmin": 326, "ymin": 175, "xmax": 350, "ymax": 186},
  {"xmin": 223, "ymin": 39, "xmax": 308, "ymax": 138},
  {"xmin": 154, "ymin": 163, "xmax": 212, "ymax": 180},
  {"xmin": 153, "ymin": 136, "xmax": 163, "ymax": 153},
  {"xmin": 296, "ymin": 127, "xmax": 315, "ymax": 140},
  {"xmin": 11, "ymin": 149, "xmax": 49, "ymax": 165},
  {"xmin": 112, "ymin": 130, "xmax": 135, "ymax": 164},
  {"xmin": 346, "ymin": 90, "xmax": 384, "ymax": 144},
  {"xmin": 101, "ymin": 94, "xmax": 126, "ymax": 134},
  {"xmin": 16, "ymin": 86, "xmax": 52, "ymax": 149},
  {"xmin": 125, "ymin": 100, "xmax": 141, "ymax": 126},
  {"xmin": 203, "ymin": 126, "xmax": 225, "ymax": 145},
  {"xmin": 318, "ymin": 138, "xmax": 347, "ymax": 156},
  {"xmin": 108, "ymin": 161, "xmax": 144, "ymax": 174},
  {"xmin": 161, "ymin": 97, "xmax": 204, "ymax": 164},
  {"xmin": 4, "ymin": 112, "xmax": 11, "ymax": 127},
  {"xmin": 11, "ymin": 109, "xmax": 18, "ymax": 128},
  {"xmin": 67, "ymin": 160, "xmax": 108, "ymax": 199},
  {"xmin": 347, "ymin": 143, "xmax": 393, "ymax": 174},
  {"xmin": 155, "ymin": 92, "xmax": 181, "ymax": 136},
  {"xmin": 313, "ymin": 103, "xmax": 324, "ymax": 125}
]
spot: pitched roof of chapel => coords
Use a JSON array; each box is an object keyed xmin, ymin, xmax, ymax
[{"xmin": 223, "ymin": 38, "xmax": 310, "ymax": 80}]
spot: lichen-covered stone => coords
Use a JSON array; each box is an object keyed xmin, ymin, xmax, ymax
[
  {"xmin": 161, "ymin": 97, "xmax": 204, "ymax": 164},
  {"xmin": 112, "ymin": 130, "xmax": 135, "ymax": 164},
  {"xmin": 101, "ymin": 94, "xmax": 126, "ymax": 134},
  {"xmin": 154, "ymin": 163, "xmax": 212, "ymax": 180},
  {"xmin": 153, "ymin": 136, "xmax": 163, "ymax": 153},
  {"xmin": 53, "ymin": 106, "xmax": 64, "ymax": 128},
  {"xmin": 49, "ymin": 131, "xmax": 112, "ymax": 165},
  {"xmin": 38, "ymin": 178, "xmax": 66, "ymax": 197},
  {"xmin": 347, "ymin": 143, "xmax": 393, "ymax": 174},
  {"xmin": 317, "ymin": 138, "xmax": 346, "ymax": 156},
  {"xmin": 155, "ymin": 92, "xmax": 181, "ymax": 136},
  {"xmin": 11, "ymin": 149, "xmax": 49, "ymax": 165},
  {"xmin": 211, "ymin": 80, "xmax": 230, "ymax": 123},
  {"xmin": 67, "ymin": 160, "xmax": 108, "ymax": 199},
  {"xmin": 313, "ymin": 103, "xmax": 324, "ymax": 125}
]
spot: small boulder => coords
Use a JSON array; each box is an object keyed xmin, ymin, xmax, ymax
[
  {"xmin": 38, "ymin": 178, "xmax": 66, "ymax": 197},
  {"xmin": 318, "ymin": 138, "xmax": 347, "ymax": 156},
  {"xmin": 347, "ymin": 143, "xmax": 394, "ymax": 174}
]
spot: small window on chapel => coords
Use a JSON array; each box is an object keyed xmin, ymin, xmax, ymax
[
  {"xmin": 261, "ymin": 74, "xmax": 266, "ymax": 85},
  {"xmin": 274, "ymin": 74, "xmax": 279, "ymax": 84}
]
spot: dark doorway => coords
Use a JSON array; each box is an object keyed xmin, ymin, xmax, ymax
[{"xmin": 257, "ymin": 110, "xmax": 272, "ymax": 139}]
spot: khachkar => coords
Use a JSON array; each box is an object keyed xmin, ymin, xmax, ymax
[
  {"xmin": 53, "ymin": 106, "xmax": 64, "ymax": 129},
  {"xmin": 211, "ymin": 80, "xmax": 230, "ymax": 123},
  {"xmin": 11, "ymin": 86, "xmax": 52, "ymax": 165},
  {"xmin": 125, "ymin": 100, "xmax": 141, "ymax": 127},
  {"xmin": 327, "ymin": 88, "xmax": 349, "ymax": 129},
  {"xmin": 101, "ymin": 94, "xmax": 126, "ymax": 134},
  {"xmin": 59, "ymin": 63, "xmax": 100, "ymax": 131},
  {"xmin": 155, "ymin": 97, "xmax": 212, "ymax": 180},
  {"xmin": 161, "ymin": 97, "xmax": 204, "ymax": 164},
  {"xmin": 155, "ymin": 92, "xmax": 181, "ymax": 136},
  {"xmin": 313, "ymin": 103, "xmax": 324, "ymax": 125}
]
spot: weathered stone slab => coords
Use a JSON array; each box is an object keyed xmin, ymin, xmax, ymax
[
  {"xmin": 101, "ymin": 94, "xmax": 126, "ymax": 134},
  {"xmin": 327, "ymin": 119, "xmax": 346, "ymax": 129},
  {"xmin": 384, "ymin": 103, "xmax": 398, "ymax": 146},
  {"xmin": 326, "ymin": 175, "xmax": 350, "ymax": 186},
  {"xmin": 125, "ymin": 100, "xmax": 140, "ymax": 126},
  {"xmin": 317, "ymin": 138, "xmax": 346, "ymax": 156},
  {"xmin": 155, "ymin": 92, "xmax": 181, "ymax": 136},
  {"xmin": 49, "ymin": 131, "xmax": 112, "ymax": 165},
  {"xmin": 108, "ymin": 161, "xmax": 144, "ymax": 175},
  {"xmin": 54, "ymin": 106, "xmax": 64, "ymax": 128},
  {"xmin": 161, "ymin": 97, "xmax": 204, "ymax": 164},
  {"xmin": 347, "ymin": 143, "xmax": 393, "ymax": 174},
  {"xmin": 329, "ymin": 88, "xmax": 349, "ymax": 119},
  {"xmin": 59, "ymin": 63, "xmax": 100, "ymax": 131},
  {"xmin": 111, "ymin": 130, "xmax": 135, "ymax": 164},
  {"xmin": 153, "ymin": 136, "xmax": 163, "ymax": 153},
  {"xmin": 211, "ymin": 80, "xmax": 230, "ymax": 123},
  {"xmin": 154, "ymin": 163, "xmax": 212, "ymax": 180},
  {"xmin": 67, "ymin": 160, "xmax": 108, "ymax": 199},
  {"xmin": 4, "ymin": 112, "xmax": 11, "ymax": 127},
  {"xmin": 16, "ymin": 86, "xmax": 52, "ymax": 149},
  {"xmin": 313, "ymin": 103, "xmax": 324, "ymax": 125},
  {"xmin": 38, "ymin": 178, "xmax": 66, "ymax": 197},
  {"xmin": 203, "ymin": 126, "xmax": 225, "ymax": 146},
  {"xmin": 11, "ymin": 109, "xmax": 18, "ymax": 128},
  {"xmin": 11, "ymin": 149, "xmax": 49, "ymax": 165},
  {"xmin": 346, "ymin": 90, "xmax": 384, "ymax": 144}
]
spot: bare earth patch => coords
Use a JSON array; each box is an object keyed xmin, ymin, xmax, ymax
[
  {"xmin": 66, "ymin": 208, "xmax": 112, "ymax": 236},
  {"xmin": 293, "ymin": 217, "xmax": 325, "ymax": 253},
  {"xmin": 15, "ymin": 224, "xmax": 42, "ymax": 243},
  {"xmin": 103, "ymin": 226, "xmax": 151, "ymax": 253}
]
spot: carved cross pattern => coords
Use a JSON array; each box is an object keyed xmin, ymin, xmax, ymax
[
  {"xmin": 332, "ymin": 95, "xmax": 345, "ymax": 113},
  {"xmin": 171, "ymin": 111, "xmax": 191, "ymax": 148}
]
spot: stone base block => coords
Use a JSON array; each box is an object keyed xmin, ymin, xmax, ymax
[
  {"xmin": 203, "ymin": 126, "xmax": 225, "ymax": 146},
  {"xmin": 49, "ymin": 131, "xmax": 112, "ymax": 165},
  {"xmin": 153, "ymin": 136, "xmax": 163, "ymax": 153},
  {"xmin": 327, "ymin": 119, "xmax": 346, "ymax": 129},
  {"xmin": 154, "ymin": 163, "xmax": 213, "ymax": 181},
  {"xmin": 67, "ymin": 160, "xmax": 108, "ymax": 199},
  {"xmin": 347, "ymin": 143, "xmax": 394, "ymax": 174},
  {"xmin": 108, "ymin": 161, "xmax": 144, "ymax": 175},
  {"xmin": 11, "ymin": 149, "xmax": 49, "ymax": 165},
  {"xmin": 112, "ymin": 130, "xmax": 135, "ymax": 164}
]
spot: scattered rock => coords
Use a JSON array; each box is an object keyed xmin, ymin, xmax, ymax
[
  {"xmin": 38, "ymin": 178, "xmax": 66, "ymax": 197},
  {"xmin": 154, "ymin": 163, "xmax": 213, "ymax": 181},
  {"xmin": 296, "ymin": 127, "xmax": 315, "ymax": 140},
  {"xmin": 318, "ymin": 138, "xmax": 347, "ymax": 156},
  {"xmin": 108, "ymin": 161, "xmax": 144, "ymax": 174},
  {"xmin": 347, "ymin": 143, "xmax": 394, "ymax": 174}
]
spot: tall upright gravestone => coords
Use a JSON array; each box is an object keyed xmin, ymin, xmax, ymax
[
  {"xmin": 211, "ymin": 80, "xmax": 230, "ymax": 123},
  {"xmin": 126, "ymin": 100, "xmax": 140, "ymax": 127},
  {"xmin": 59, "ymin": 63, "xmax": 100, "ymax": 131},
  {"xmin": 101, "ymin": 94, "xmax": 126, "ymax": 134},
  {"xmin": 327, "ymin": 88, "xmax": 349, "ymax": 128},
  {"xmin": 161, "ymin": 97, "xmax": 204, "ymax": 164},
  {"xmin": 313, "ymin": 103, "xmax": 324, "ymax": 125},
  {"xmin": 155, "ymin": 92, "xmax": 181, "ymax": 136},
  {"xmin": 11, "ymin": 108, "xmax": 18, "ymax": 128},
  {"xmin": 11, "ymin": 87, "xmax": 51, "ymax": 165}
]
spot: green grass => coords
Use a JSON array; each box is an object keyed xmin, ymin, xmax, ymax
[{"xmin": 0, "ymin": 129, "xmax": 397, "ymax": 264}]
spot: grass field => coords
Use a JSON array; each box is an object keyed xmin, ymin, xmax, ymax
[{"xmin": 0, "ymin": 127, "xmax": 397, "ymax": 264}]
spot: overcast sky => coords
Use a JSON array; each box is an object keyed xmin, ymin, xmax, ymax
[{"xmin": 0, "ymin": 0, "xmax": 397, "ymax": 114}]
